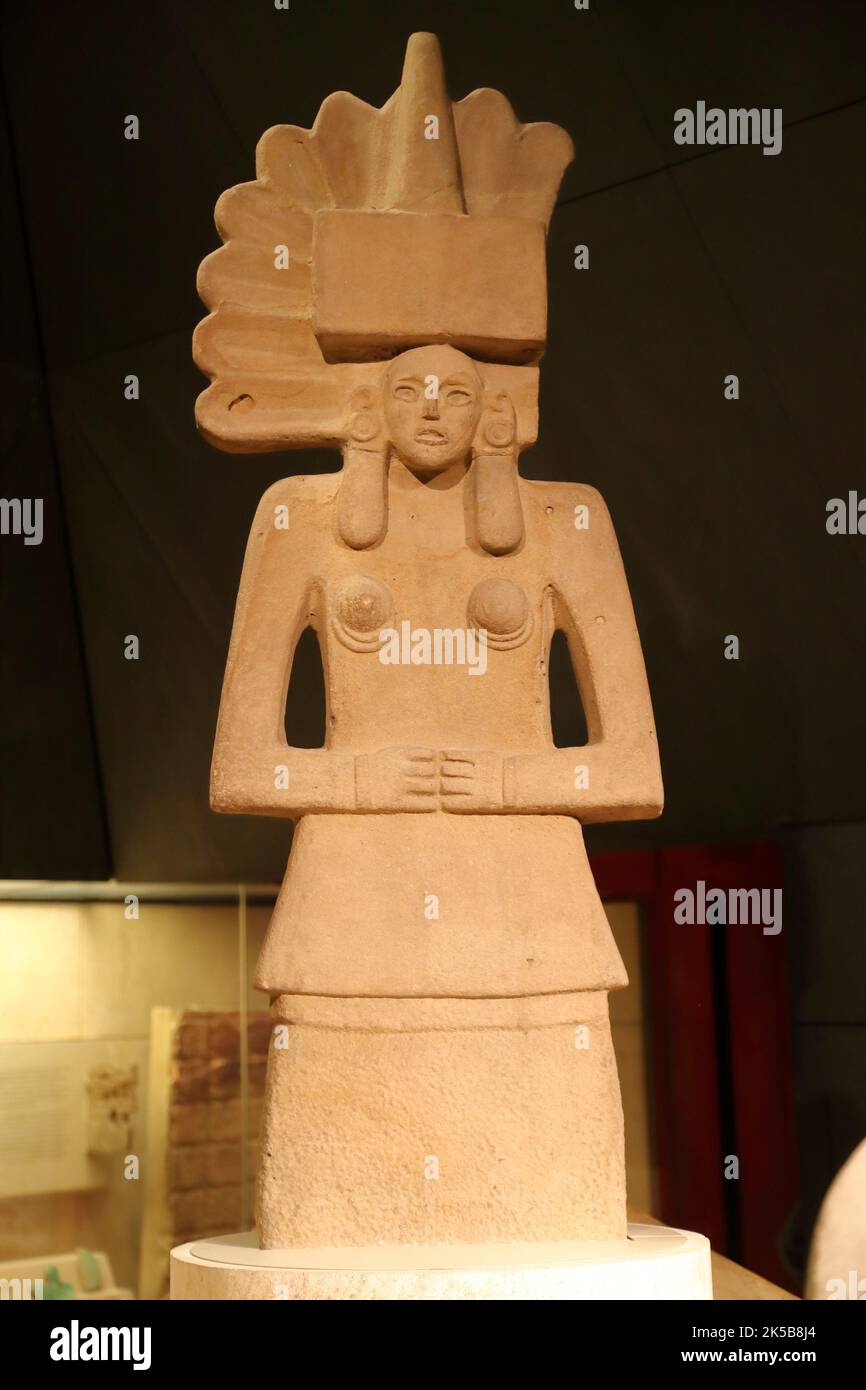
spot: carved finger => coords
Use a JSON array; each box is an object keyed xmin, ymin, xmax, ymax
[{"xmin": 401, "ymin": 790, "xmax": 437, "ymax": 810}]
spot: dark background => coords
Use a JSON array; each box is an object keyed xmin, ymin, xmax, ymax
[{"xmin": 2, "ymin": 0, "xmax": 865, "ymax": 1281}]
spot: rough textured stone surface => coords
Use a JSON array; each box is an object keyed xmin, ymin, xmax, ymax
[
  {"xmin": 313, "ymin": 211, "xmax": 547, "ymax": 363},
  {"xmin": 257, "ymin": 992, "xmax": 624, "ymax": 1247},
  {"xmin": 196, "ymin": 32, "xmax": 663, "ymax": 1260}
]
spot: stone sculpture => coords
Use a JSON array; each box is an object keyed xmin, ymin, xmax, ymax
[
  {"xmin": 194, "ymin": 32, "xmax": 663, "ymax": 1261},
  {"xmin": 806, "ymin": 1139, "xmax": 866, "ymax": 1300}
]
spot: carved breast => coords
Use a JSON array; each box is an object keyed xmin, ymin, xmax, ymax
[
  {"xmin": 331, "ymin": 574, "xmax": 394, "ymax": 652},
  {"xmin": 467, "ymin": 577, "xmax": 532, "ymax": 649},
  {"xmin": 331, "ymin": 574, "xmax": 533, "ymax": 654}
]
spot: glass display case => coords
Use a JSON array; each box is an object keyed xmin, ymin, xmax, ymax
[{"xmin": 0, "ymin": 885, "xmax": 656, "ymax": 1298}]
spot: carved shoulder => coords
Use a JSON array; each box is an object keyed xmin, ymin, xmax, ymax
[
  {"xmin": 248, "ymin": 472, "xmax": 340, "ymax": 547},
  {"xmin": 522, "ymin": 479, "xmax": 617, "ymax": 549},
  {"xmin": 254, "ymin": 472, "xmax": 338, "ymax": 515}
]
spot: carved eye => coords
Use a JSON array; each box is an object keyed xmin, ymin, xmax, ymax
[
  {"xmin": 394, "ymin": 383, "xmax": 417, "ymax": 402},
  {"xmin": 445, "ymin": 388, "xmax": 472, "ymax": 406}
]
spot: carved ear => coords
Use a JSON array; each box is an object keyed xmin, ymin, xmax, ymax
[
  {"xmin": 473, "ymin": 391, "xmax": 523, "ymax": 556},
  {"xmin": 344, "ymin": 384, "xmax": 382, "ymax": 447},
  {"xmin": 474, "ymin": 389, "xmax": 517, "ymax": 453},
  {"xmin": 338, "ymin": 383, "xmax": 388, "ymax": 549}
]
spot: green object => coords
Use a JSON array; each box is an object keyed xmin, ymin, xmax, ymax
[
  {"xmin": 43, "ymin": 1265, "xmax": 76, "ymax": 1300},
  {"xmin": 76, "ymin": 1246, "xmax": 103, "ymax": 1293}
]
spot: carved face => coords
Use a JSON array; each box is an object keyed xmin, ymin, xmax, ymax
[{"xmin": 384, "ymin": 346, "xmax": 483, "ymax": 474}]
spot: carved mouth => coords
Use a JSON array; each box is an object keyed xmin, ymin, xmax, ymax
[{"xmin": 415, "ymin": 429, "xmax": 446, "ymax": 444}]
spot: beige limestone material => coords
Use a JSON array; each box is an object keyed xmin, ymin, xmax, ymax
[
  {"xmin": 195, "ymin": 32, "xmax": 664, "ymax": 1273},
  {"xmin": 313, "ymin": 210, "xmax": 547, "ymax": 362},
  {"xmin": 258, "ymin": 991, "xmax": 624, "ymax": 1248}
]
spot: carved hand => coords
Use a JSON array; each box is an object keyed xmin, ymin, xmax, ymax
[
  {"xmin": 355, "ymin": 747, "xmax": 438, "ymax": 812},
  {"xmin": 439, "ymin": 751, "xmax": 504, "ymax": 812}
]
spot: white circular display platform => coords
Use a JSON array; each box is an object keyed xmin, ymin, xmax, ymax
[{"xmin": 170, "ymin": 1223, "xmax": 713, "ymax": 1300}]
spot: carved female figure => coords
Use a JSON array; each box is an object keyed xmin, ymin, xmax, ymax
[{"xmin": 197, "ymin": 34, "xmax": 662, "ymax": 1250}]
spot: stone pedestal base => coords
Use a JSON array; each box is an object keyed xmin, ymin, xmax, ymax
[{"xmin": 170, "ymin": 1223, "xmax": 712, "ymax": 1300}]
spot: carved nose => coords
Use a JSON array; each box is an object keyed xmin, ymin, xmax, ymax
[{"xmin": 422, "ymin": 395, "xmax": 440, "ymax": 420}]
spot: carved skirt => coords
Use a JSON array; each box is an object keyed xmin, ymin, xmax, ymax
[
  {"xmin": 255, "ymin": 812, "xmax": 627, "ymax": 997},
  {"xmin": 253, "ymin": 812, "xmax": 628, "ymax": 1247},
  {"xmin": 256, "ymin": 988, "xmax": 626, "ymax": 1247}
]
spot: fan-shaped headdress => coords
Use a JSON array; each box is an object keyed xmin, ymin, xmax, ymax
[{"xmin": 194, "ymin": 32, "xmax": 573, "ymax": 456}]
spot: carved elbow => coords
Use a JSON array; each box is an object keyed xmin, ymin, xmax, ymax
[
  {"xmin": 209, "ymin": 779, "xmax": 232, "ymax": 815},
  {"xmin": 645, "ymin": 763, "xmax": 665, "ymax": 818},
  {"xmin": 209, "ymin": 762, "xmax": 240, "ymax": 814}
]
